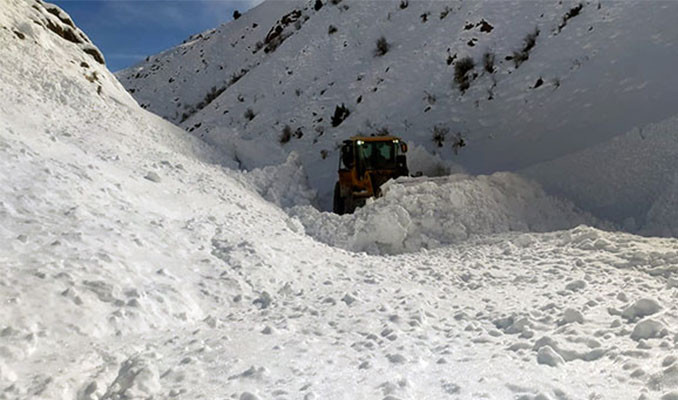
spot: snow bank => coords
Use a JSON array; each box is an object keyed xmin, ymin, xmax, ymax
[
  {"xmin": 523, "ymin": 114, "xmax": 678, "ymax": 235},
  {"xmin": 290, "ymin": 172, "xmax": 597, "ymax": 254},
  {"xmin": 239, "ymin": 152, "xmax": 316, "ymax": 209}
]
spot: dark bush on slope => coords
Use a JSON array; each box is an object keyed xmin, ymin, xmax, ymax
[
  {"xmin": 280, "ymin": 125, "xmax": 292, "ymax": 144},
  {"xmin": 331, "ymin": 104, "xmax": 350, "ymax": 127},
  {"xmin": 244, "ymin": 108, "xmax": 256, "ymax": 121},
  {"xmin": 511, "ymin": 28, "xmax": 539, "ymax": 68},
  {"xmin": 483, "ymin": 51, "xmax": 495, "ymax": 73},
  {"xmin": 454, "ymin": 56, "xmax": 475, "ymax": 93},
  {"xmin": 558, "ymin": 3, "xmax": 584, "ymax": 32},
  {"xmin": 432, "ymin": 125, "xmax": 449, "ymax": 147},
  {"xmin": 374, "ymin": 36, "xmax": 390, "ymax": 57}
]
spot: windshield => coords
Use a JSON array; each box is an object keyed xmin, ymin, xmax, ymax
[{"xmin": 357, "ymin": 141, "xmax": 396, "ymax": 170}]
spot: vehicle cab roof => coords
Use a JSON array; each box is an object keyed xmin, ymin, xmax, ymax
[{"xmin": 347, "ymin": 135, "xmax": 401, "ymax": 142}]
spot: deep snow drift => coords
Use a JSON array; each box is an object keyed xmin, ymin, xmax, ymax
[
  {"xmin": 118, "ymin": 0, "xmax": 678, "ymax": 234},
  {"xmin": 4, "ymin": 1, "xmax": 678, "ymax": 400},
  {"xmin": 291, "ymin": 172, "xmax": 599, "ymax": 254}
]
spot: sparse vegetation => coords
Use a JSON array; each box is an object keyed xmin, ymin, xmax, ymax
[
  {"xmin": 558, "ymin": 3, "xmax": 584, "ymax": 32},
  {"xmin": 314, "ymin": 0, "xmax": 323, "ymax": 11},
  {"xmin": 328, "ymin": 25, "xmax": 338, "ymax": 35},
  {"xmin": 452, "ymin": 132, "xmax": 466, "ymax": 155},
  {"xmin": 432, "ymin": 125, "xmax": 449, "ymax": 147},
  {"xmin": 244, "ymin": 108, "xmax": 256, "ymax": 121},
  {"xmin": 478, "ymin": 19, "xmax": 494, "ymax": 33},
  {"xmin": 280, "ymin": 125, "xmax": 292, "ymax": 144},
  {"xmin": 331, "ymin": 104, "xmax": 350, "ymax": 127},
  {"xmin": 399, "ymin": 0, "xmax": 408, "ymax": 9},
  {"xmin": 553, "ymin": 77, "xmax": 561, "ymax": 89},
  {"xmin": 423, "ymin": 91, "xmax": 436, "ymax": 105},
  {"xmin": 83, "ymin": 48, "xmax": 105, "ymax": 65},
  {"xmin": 454, "ymin": 56, "xmax": 475, "ymax": 93},
  {"xmin": 180, "ymin": 85, "xmax": 227, "ymax": 123},
  {"xmin": 511, "ymin": 28, "xmax": 539, "ymax": 68},
  {"xmin": 420, "ymin": 12, "xmax": 430, "ymax": 23},
  {"xmin": 84, "ymin": 71, "xmax": 99, "ymax": 83},
  {"xmin": 229, "ymin": 68, "xmax": 248, "ymax": 85},
  {"xmin": 482, "ymin": 51, "xmax": 495, "ymax": 73},
  {"xmin": 440, "ymin": 6, "xmax": 451, "ymax": 20},
  {"xmin": 233, "ymin": 10, "xmax": 241, "ymax": 20},
  {"xmin": 374, "ymin": 36, "xmax": 390, "ymax": 57},
  {"xmin": 330, "ymin": 0, "xmax": 342, "ymax": 4},
  {"xmin": 446, "ymin": 53, "xmax": 456, "ymax": 66}
]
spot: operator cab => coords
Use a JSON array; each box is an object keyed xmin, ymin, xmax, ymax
[
  {"xmin": 339, "ymin": 137, "xmax": 408, "ymax": 177},
  {"xmin": 334, "ymin": 136, "xmax": 409, "ymax": 214}
]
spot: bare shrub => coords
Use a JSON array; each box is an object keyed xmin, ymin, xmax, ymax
[
  {"xmin": 483, "ymin": 51, "xmax": 495, "ymax": 73},
  {"xmin": 440, "ymin": 6, "xmax": 451, "ymax": 19},
  {"xmin": 374, "ymin": 36, "xmax": 390, "ymax": 57},
  {"xmin": 244, "ymin": 108, "xmax": 256, "ymax": 121},
  {"xmin": 512, "ymin": 28, "xmax": 539, "ymax": 68},
  {"xmin": 432, "ymin": 125, "xmax": 449, "ymax": 147},
  {"xmin": 454, "ymin": 56, "xmax": 475, "ymax": 93},
  {"xmin": 558, "ymin": 3, "xmax": 583, "ymax": 32},
  {"xmin": 280, "ymin": 125, "xmax": 292, "ymax": 144},
  {"xmin": 423, "ymin": 91, "xmax": 436, "ymax": 105}
]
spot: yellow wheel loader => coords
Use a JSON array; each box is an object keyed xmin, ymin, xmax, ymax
[{"xmin": 333, "ymin": 136, "xmax": 409, "ymax": 214}]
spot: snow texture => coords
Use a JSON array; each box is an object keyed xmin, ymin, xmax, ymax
[
  {"xmin": 2, "ymin": 1, "xmax": 678, "ymax": 399},
  {"xmin": 290, "ymin": 172, "xmax": 598, "ymax": 254}
]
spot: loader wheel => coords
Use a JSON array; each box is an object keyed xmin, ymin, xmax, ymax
[{"xmin": 333, "ymin": 182, "xmax": 345, "ymax": 215}]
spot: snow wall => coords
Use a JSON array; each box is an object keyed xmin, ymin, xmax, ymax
[{"xmin": 242, "ymin": 162, "xmax": 598, "ymax": 255}]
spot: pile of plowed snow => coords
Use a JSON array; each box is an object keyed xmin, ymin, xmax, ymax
[{"xmin": 290, "ymin": 172, "xmax": 598, "ymax": 254}]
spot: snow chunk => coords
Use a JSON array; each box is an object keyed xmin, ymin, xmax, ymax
[
  {"xmin": 144, "ymin": 171, "xmax": 161, "ymax": 183},
  {"xmin": 102, "ymin": 355, "xmax": 161, "ymax": 399},
  {"xmin": 240, "ymin": 392, "xmax": 260, "ymax": 400},
  {"xmin": 559, "ymin": 308, "xmax": 584, "ymax": 325},
  {"xmin": 242, "ymin": 152, "xmax": 316, "ymax": 208},
  {"xmin": 622, "ymin": 298, "xmax": 662, "ymax": 322},
  {"xmin": 565, "ymin": 279, "xmax": 587, "ymax": 292},
  {"xmin": 537, "ymin": 345, "xmax": 564, "ymax": 367},
  {"xmin": 630, "ymin": 319, "xmax": 667, "ymax": 341}
]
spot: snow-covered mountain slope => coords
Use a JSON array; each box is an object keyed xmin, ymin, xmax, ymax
[
  {"xmin": 6, "ymin": 0, "xmax": 678, "ymax": 399},
  {"xmin": 117, "ymin": 0, "xmax": 678, "ymax": 231}
]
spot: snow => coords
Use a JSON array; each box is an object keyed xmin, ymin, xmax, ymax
[
  {"xmin": 2, "ymin": 0, "xmax": 678, "ymax": 399},
  {"xmin": 290, "ymin": 172, "xmax": 598, "ymax": 254}
]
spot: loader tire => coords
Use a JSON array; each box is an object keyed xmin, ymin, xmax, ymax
[{"xmin": 333, "ymin": 182, "xmax": 345, "ymax": 215}]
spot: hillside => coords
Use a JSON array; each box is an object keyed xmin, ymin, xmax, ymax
[
  {"xmin": 118, "ymin": 0, "xmax": 678, "ymax": 232},
  {"xmin": 4, "ymin": 0, "xmax": 678, "ymax": 399}
]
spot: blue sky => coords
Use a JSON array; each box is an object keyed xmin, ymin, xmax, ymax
[{"xmin": 53, "ymin": 0, "xmax": 262, "ymax": 72}]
